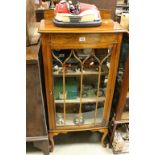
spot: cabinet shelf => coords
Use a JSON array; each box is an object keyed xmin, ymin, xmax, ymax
[
  {"xmin": 53, "ymin": 65, "xmax": 109, "ymax": 77},
  {"xmin": 55, "ymin": 96, "xmax": 105, "ymax": 104},
  {"xmin": 56, "ymin": 107, "xmax": 104, "ymax": 126},
  {"xmin": 54, "ymin": 71, "xmax": 107, "ymax": 76}
]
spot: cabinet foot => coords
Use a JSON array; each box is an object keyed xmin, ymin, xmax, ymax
[
  {"xmin": 101, "ymin": 129, "xmax": 108, "ymax": 147},
  {"xmin": 49, "ymin": 134, "xmax": 55, "ymax": 152}
]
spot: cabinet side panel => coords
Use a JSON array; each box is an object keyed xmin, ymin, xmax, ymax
[
  {"xmin": 103, "ymin": 33, "xmax": 123, "ymax": 124},
  {"xmin": 41, "ymin": 34, "xmax": 56, "ymax": 130}
]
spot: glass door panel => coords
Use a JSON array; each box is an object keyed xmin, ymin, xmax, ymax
[{"xmin": 52, "ymin": 48, "xmax": 112, "ymax": 127}]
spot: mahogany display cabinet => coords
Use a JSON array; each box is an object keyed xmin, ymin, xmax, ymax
[{"xmin": 38, "ymin": 18, "xmax": 126, "ymax": 151}]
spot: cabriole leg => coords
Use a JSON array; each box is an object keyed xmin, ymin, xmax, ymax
[
  {"xmin": 101, "ymin": 129, "xmax": 108, "ymax": 147},
  {"xmin": 49, "ymin": 134, "xmax": 55, "ymax": 152}
]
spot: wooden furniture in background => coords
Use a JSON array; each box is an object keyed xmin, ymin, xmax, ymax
[
  {"xmin": 109, "ymin": 52, "xmax": 129, "ymax": 152},
  {"xmin": 115, "ymin": 0, "xmax": 129, "ymax": 22},
  {"xmin": 34, "ymin": 0, "xmax": 51, "ymax": 22},
  {"xmin": 26, "ymin": 43, "xmax": 50, "ymax": 155},
  {"xmin": 26, "ymin": 0, "xmax": 36, "ymax": 46},
  {"xmin": 115, "ymin": 54, "xmax": 129, "ymax": 121},
  {"xmin": 39, "ymin": 17, "xmax": 126, "ymax": 151}
]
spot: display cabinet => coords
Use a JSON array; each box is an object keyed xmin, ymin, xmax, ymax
[{"xmin": 39, "ymin": 17, "xmax": 126, "ymax": 151}]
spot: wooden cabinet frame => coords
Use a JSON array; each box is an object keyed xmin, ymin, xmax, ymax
[{"xmin": 39, "ymin": 19, "xmax": 126, "ymax": 151}]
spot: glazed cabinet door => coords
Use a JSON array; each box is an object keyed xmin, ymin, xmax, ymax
[
  {"xmin": 42, "ymin": 33, "xmax": 122, "ymax": 130},
  {"xmin": 51, "ymin": 48, "xmax": 109, "ymax": 128},
  {"xmin": 51, "ymin": 46, "xmax": 118, "ymax": 128}
]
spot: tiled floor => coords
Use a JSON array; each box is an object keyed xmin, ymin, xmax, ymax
[{"xmin": 26, "ymin": 131, "xmax": 129, "ymax": 155}]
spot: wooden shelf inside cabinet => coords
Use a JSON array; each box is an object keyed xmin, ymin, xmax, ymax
[
  {"xmin": 53, "ymin": 71, "xmax": 107, "ymax": 76},
  {"xmin": 55, "ymin": 96, "xmax": 105, "ymax": 104},
  {"xmin": 56, "ymin": 107, "xmax": 104, "ymax": 127},
  {"xmin": 39, "ymin": 18, "xmax": 126, "ymax": 151},
  {"xmin": 53, "ymin": 65, "xmax": 109, "ymax": 77}
]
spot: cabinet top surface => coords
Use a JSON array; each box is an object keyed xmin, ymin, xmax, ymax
[{"xmin": 38, "ymin": 19, "xmax": 127, "ymax": 34}]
